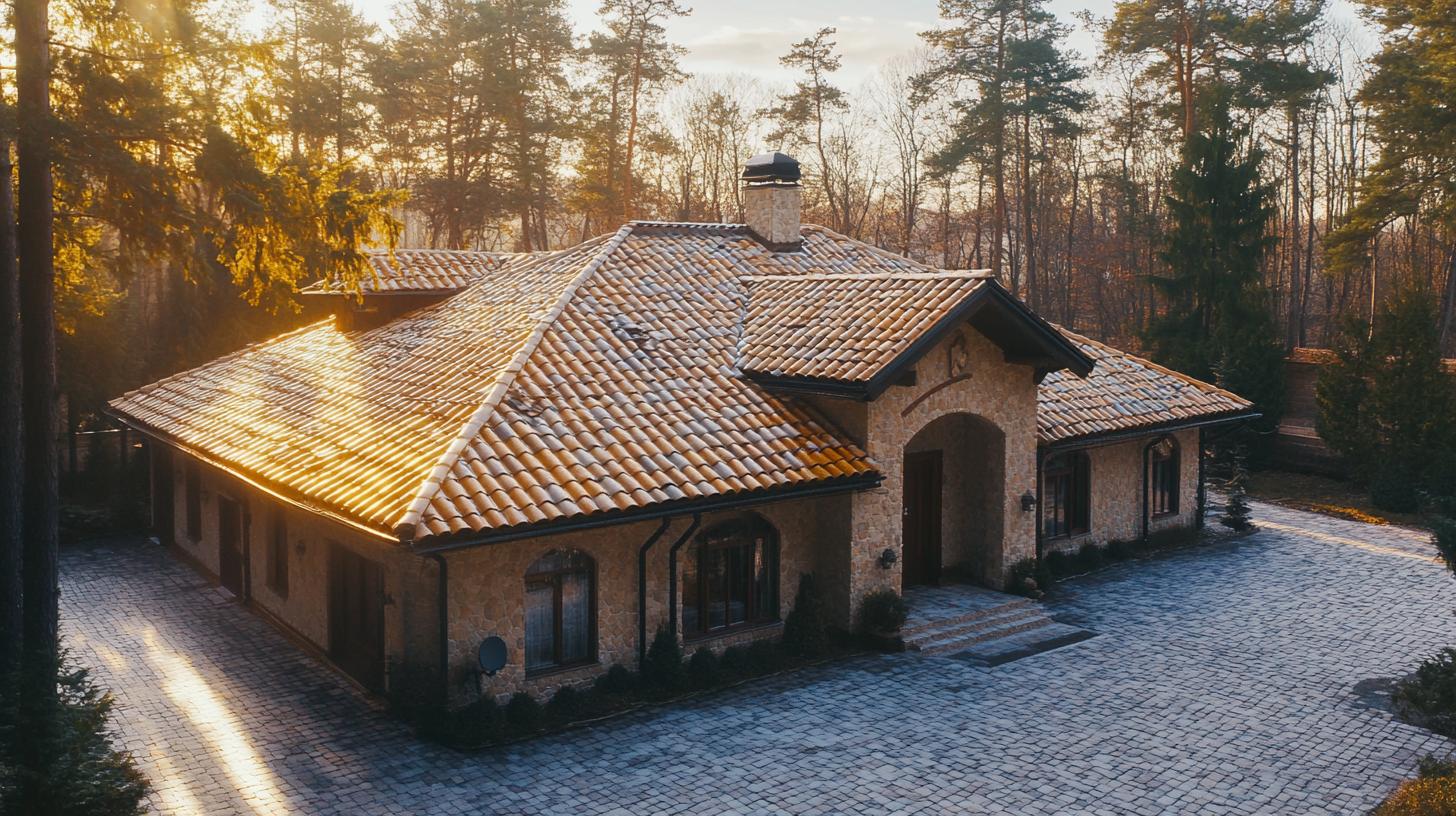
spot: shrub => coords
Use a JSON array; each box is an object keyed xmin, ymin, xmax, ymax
[
  {"xmin": 782, "ymin": 574, "xmax": 831, "ymax": 658},
  {"xmin": 419, "ymin": 695, "xmax": 501, "ymax": 746},
  {"xmin": 1395, "ymin": 649, "xmax": 1456, "ymax": 738},
  {"xmin": 642, "ymin": 627, "xmax": 684, "ymax": 690},
  {"xmin": 1105, "ymin": 539, "xmax": 1135, "ymax": 561},
  {"xmin": 386, "ymin": 661, "xmax": 440, "ymax": 722},
  {"xmin": 504, "ymin": 692, "xmax": 542, "ymax": 735},
  {"xmin": 1376, "ymin": 756, "xmax": 1456, "ymax": 815},
  {"xmin": 687, "ymin": 648, "xmax": 720, "ymax": 689},
  {"xmin": 593, "ymin": 664, "xmax": 637, "ymax": 696},
  {"xmin": 1003, "ymin": 558, "xmax": 1042, "ymax": 598},
  {"xmin": 745, "ymin": 639, "xmax": 785, "ymax": 674},
  {"xmin": 1043, "ymin": 549, "xmax": 1072, "ymax": 578},
  {"xmin": 545, "ymin": 686, "xmax": 584, "ymax": 725},
  {"xmin": 1432, "ymin": 518, "xmax": 1456, "ymax": 578},
  {"xmin": 718, "ymin": 645, "xmax": 750, "ymax": 678},
  {"xmin": 1076, "ymin": 542, "xmax": 1105, "ymax": 572},
  {"xmin": 857, "ymin": 590, "xmax": 908, "ymax": 635}
]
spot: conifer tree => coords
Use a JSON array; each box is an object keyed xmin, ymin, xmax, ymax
[{"xmin": 1219, "ymin": 442, "xmax": 1255, "ymax": 532}]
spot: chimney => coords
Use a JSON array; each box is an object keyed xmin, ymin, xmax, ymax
[{"xmin": 742, "ymin": 152, "xmax": 802, "ymax": 249}]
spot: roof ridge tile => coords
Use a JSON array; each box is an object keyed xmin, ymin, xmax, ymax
[{"xmin": 391, "ymin": 225, "xmax": 635, "ymax": 540}]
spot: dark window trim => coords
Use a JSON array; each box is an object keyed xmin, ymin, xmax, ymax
[
  {"xmin": 524, "ymin": 551, "xmax": 597, "ymax": 676},
  {"xmin": 1149, "ymin": 436, "xmax": 1180, "ymax": 518},
  {"xmin": 682, "ymin": 517, "xmax": 780, "ymax": 639},
  {"xmin": 1043, "ymin": 450, "xmax": 1091, "ymax": 539}
]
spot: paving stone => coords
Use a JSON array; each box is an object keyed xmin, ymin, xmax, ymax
[{"xmin": 58, "ymin": 500, "xmax": 1455, "ymax": 814}]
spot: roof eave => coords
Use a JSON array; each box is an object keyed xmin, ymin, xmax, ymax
[{"xmin": 1039, "ymin": 408, "xmax": 1262, "ymax": 451}]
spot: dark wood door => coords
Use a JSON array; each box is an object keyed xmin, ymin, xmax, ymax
[
  {"xmin": 218, "ymin": 497, "xmax": 245, "ymax": 597},
  {"xmin": 328, "ymin": 543, "xmax": 385, "ymax": 692},
  {"xmin": 902, "ymin": 450, "xmax": 943, "ymax": 587}
]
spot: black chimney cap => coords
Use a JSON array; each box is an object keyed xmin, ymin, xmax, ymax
[{"xmin": 742, "ymin": 152, "xmax": 801, "ymax": 184}]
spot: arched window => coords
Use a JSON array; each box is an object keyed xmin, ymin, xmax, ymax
[
  {"xmin": 682, "ymin": 516, "xmax": 779, "ymax": 637},
  {"xmin": 1043, "ymin": 451, "xmax": 1090, "ymax": 538},
  {"xmin": 1148, "ymin": 436, "xmax": 1180, "ymax": 517},
  {"xmin": 524, "ymin": 550, "xmax": 595, "ymax": 673}
]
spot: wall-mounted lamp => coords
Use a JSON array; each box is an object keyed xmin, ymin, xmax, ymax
[
  {"xmin": 1020, "ymin": 491, "xmax": 1038, "ymax": 512},
  {"xmin": 877, "ymin": 548, "xmax": 898, "ymax": 569}
]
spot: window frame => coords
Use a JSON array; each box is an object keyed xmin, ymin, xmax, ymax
[
  {"xmin": 682, "ymin": 517, "xmax": 780, "ymax": 641},
  {"xmin": 184, "ymin": 463, "xmax": 201, "ymax": 541},
  {"xmin": 1043, "ymin": 451, "xmax": 1091, "ymax": 538},
  {"xmin": 523, "ymin": 550, "xmax": 597, "ymax": 676},
  {"xmin": 266, "ymin": 513, "xmax": 289, "ymax": 598},
  {"xmin": 1148, "ymin": 436, "xmax": 1180, "ymax": 518}
]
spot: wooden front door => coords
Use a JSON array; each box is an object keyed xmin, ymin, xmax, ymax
[
  {"xmin": 902, "ymin": 450, "xmax": 943, "ymax": 587},
  {"xmin": 217, "ymin": 497, "xmax": 245, "ymax": 598},
  {"xmin": 328, "ymin": 543, "xmax": 385, "ymax": 692}
]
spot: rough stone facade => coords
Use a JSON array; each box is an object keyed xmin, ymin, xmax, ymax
[{"xmin": 1040, "ymin": 427, "xmax": 1202, "ymax": 555}]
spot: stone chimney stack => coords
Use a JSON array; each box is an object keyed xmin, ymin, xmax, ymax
[{"xmin": 742, "ymin": 152, "xmax": 802, "ymax": 249}]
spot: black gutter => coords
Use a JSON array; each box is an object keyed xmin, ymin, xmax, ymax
[
  {"xmin": 665, "ymin": 514, "xmax": 703, "ymax": 638},
  {"xmin": 427, "ymin": 552, "xmax": 450, "ymax": 707},
  {"xmin": 636, "ymin": 518, "xmax": 672, "ymax": 666},
  {"xmin": 1041, "ymin": 410, "xmax": 1262, "ymax": 453},
  {"xmin": 408, "ymin": 474, "xmax": 882, "ymax": 556},
  {"xmin": 1034, "ymin": 449, "xmax": 1045, "ymax": 561}
]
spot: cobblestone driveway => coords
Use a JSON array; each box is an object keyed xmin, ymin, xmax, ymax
[{"xmin": 61, "ymin": 501, "xmax": 1456, "ymax": 815}]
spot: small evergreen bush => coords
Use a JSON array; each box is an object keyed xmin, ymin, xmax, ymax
[
  {"xmin": 1218, "ymin": 442, "xmax": 1256, "ymax": 531},
  {"xmin": 782, "ymin": 574, "xmax": 830, "ymax": 657},
  {"xmin": 504, "ymin": 692, "xmax": 542, "ymax": 735},
  {"xmin": 1432, "ymin": 518, "xmax": 1456, "ymax": 577},
  {"xmin": 718, "ymin": 645, "xmax": 749, "ymax": 677},
  {"xmin": 1105, "ymin": 539, "xmax": 1135, "ymax": 561},
  {"xmin": 593, "ymin": 664, "xmax": 637, "ymax": 696},
  {"xmin": 545, "ymin": 686, "xmax": 584, "ymax": 725},
  {"xmin": 687, "ymin": 648, "xmax": 720, "ymax": 689},
  {"xmin": 856, "ymin": 590, "xmax": 908, "ymax": 635},
  {"xmin": 1077, "ymin": 542, "xmax": 1105, "ymax": 572},
  {"xmin": 1043, "ymin": 549, "xmax": 1072, "ymax": 578},
  {"xmin": 1395, "ymin": 648, "xmax": 1456, "ymax": 738},
  {"xmin": 745, "ymin": 639, "xmax": 784, "ymax": 674},
  {"xmin": 1376, "ymin": 756, "xmax": 1456, "ymax": 815},
  {"xmin": 1003, "ymin": 558, "xmax": 1043, "ymax": 598},
  {"xmin": 642, "ymin": 627, "xmax": 684, "ymax": 690}
]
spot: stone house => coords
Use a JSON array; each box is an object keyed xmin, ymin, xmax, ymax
[{"xmin": 109, "ymin": 154, "xmax": 1255, "ymax": 705}]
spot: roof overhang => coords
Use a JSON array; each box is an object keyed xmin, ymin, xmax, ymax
[
  {"xmin": 1039, "ymin": 409, "xmax": 1263, "ymax": 452},
  {"xmin": 747, "ymin": 280, "xmax": 1096, "ymax": 400}
]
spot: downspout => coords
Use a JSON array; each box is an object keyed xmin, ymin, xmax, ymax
[
  {"xmin": 1141, "ymin": 441, "xmax": 1152, "ymax": 544},
  {"xmin": 1034, "ymin": 448, "xmax": 1045, "ymax": 561},
  {"xmin": 427, "ymin": 551, "xmax": 449, "ymax": 708},
  {"xmin": 636, "ymin": 517, "xmax": 673, "ymax": 666},
  {"xmin": 666, "ymin": 513, "xmax": 703, "ymax": 638},
  {"xmin": 1196, "ymin": 427, "xmax": 1207, "ymax": 530}
]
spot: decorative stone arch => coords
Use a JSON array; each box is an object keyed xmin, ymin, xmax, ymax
[{"xmin": 901, "ymin": 411, "xmax": 1007, "ymax": 589}]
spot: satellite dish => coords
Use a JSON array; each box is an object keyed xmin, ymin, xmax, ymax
[{"xmin": 477, "ymin": 636, "xmax": 507, "ymax": 676}]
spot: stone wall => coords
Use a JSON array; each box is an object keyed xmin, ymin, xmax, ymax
[
  {"xmin": 810, "ymin": 323, "xmax": 1040, "ymax": 609},
  {"xmin": 168, "ymin": 459, "xmax": 438, "ymax": 694},
  {"xmin": 444, "ymin": 492, "xmax": 851, "ymax": 705},
  {"xmin": 1040, "ymin": 427, "xmax": 1202, "ymax": 554}
]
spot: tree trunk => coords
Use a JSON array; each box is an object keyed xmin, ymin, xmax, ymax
[
  {"xmin": 0, "ymin": 134, "xmax": 21, "ymax": 683},
  {"xmin": 1285, "ymin": 106, "xmax": 1302, "ymax": 352},
  {"xmin": 17, "ymin": 0, "xmax": 60, "ymax": 694}
]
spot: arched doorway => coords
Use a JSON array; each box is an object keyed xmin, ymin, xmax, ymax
[{"xmin": 901, "ymin": 413, "xmax": 1006, "ymax": 588}]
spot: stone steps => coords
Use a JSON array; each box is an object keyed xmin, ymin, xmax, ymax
[{"xmin": 902, "ymin": 585, "xmax": 1094, "ymax": 665}]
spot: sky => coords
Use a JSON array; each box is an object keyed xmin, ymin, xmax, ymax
[{"xmin": 346, "ymin": 0, "xmax": 1375, "ymax": 90}]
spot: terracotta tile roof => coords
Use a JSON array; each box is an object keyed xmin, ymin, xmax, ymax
[
  {"xmin": 299, "ymin": 248, "xmax": 548, "ymax": 295},
  {"xmin": 1038, "ymin": 327, "xmax": 1255, "ymax": 445},
  {"xmin": 739, "ymin": 272, "xmax": 992, "ymax": 382}
]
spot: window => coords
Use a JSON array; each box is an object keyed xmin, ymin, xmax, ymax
[
  {"xmin": 1149, "ymin": 436, "xmax": 1180, "ymax": 517},
  {"xmin": 682, "ymin": 517, "xmax": 778, "ymax": 638},
  {"xmin": 1043, "ymin": 451, "xmax": 1090, "ymax": 538},
  {"xmin": 184, "ymin": 463, "xmax": 201, "ymax": 541},
  {"xmin": 267, "ymin": 513, "xmax": 289, "ymax": 597},
  {"xmin": 524, "ymin": 550, "xmax": 595, "ymax": 673}
]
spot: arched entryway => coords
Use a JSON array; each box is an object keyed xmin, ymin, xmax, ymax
[{"xmin": 901, "ymin": 413, "xmax": 1006, "ymax": 588}]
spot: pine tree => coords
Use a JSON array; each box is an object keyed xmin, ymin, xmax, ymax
[
  {"xmin": 1219, "ymin": 442, "xmax": 1256, "ymax": 532},
  {"xmin": 1315, "ymin": 315, "xmax": 1375, "ymax": 478},
  {"xmin": 1368, "ymin": 285, "xmax": 1453, "ymax": 507},
  {"xmin": 1147, "ymin": 90, "xmax": 1284, "ymax": 433}
]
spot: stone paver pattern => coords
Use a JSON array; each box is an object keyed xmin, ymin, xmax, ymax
[{"xmin": 61, "ymin": 501, "xmax": 1456, "ymax": 814}]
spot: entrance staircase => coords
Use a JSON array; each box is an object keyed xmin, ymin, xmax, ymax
[{"xmin": 901, "ymin": 585, "xmax": 1094, "ymax": 666}]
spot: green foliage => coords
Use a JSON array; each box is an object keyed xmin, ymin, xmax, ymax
[
  {"xmin": 1003, "ymin": 557, "xmax": 1044, "ymax": 598},
  {"xmin": 687, "ymin": 648, "xmax": 719, "ymax": 689},
  {"xmin": 782, "ymin": 573, "xmax": 830, "ymax": 658},
  {"xmin": 1043, "ymin": 549, "xmax": 1072, "ymax": 578},
  {"xmin": 503, "ymin": 692, "xmax": 542, "ymax": 735},
  {"xmin": 1105, "ymin": 539, "xmax": 1136, "ymax": 561},
  {"xmin": 1146, "ymin": 90, "xmax": 1284, "ymax": 435},
  {"xmin": 744, "ymin": 640, "xmax": 785, "ymax": 675},
  {"xmin": 1076, "ymin": 542, "xmax": 1105, "ymax": 572},
  {"xmin": 593, "ymin": 664, "xmax": 637, "ymax": 696},
  {"xmin": 718, "ymin": 646, "xmax": 749, "ymax": 678},
  {"xmin": 1430, "ymin": 518, "xmax": 1456, "ymax": 578},
  {"xmin": 1218, "ymin": 442, "xmax": 1256, "ymax": 532},
  {"xmin": 545, "ymin": 686, "xmax": 585, "ymax": 724},
  {"xmin": 642, "ymin": 627, "xmax": 684, "ymax": 690},
  {"xmin": 1317, "ymin": 285, "xmax": 1455, "ymax": 501},
  {"xmin": 856, "ymin": 590, "xmax": 908, "ymax": 636},
  {"xmin": 0, "ymin": 660, "xmax": 148, "ymax": 815},
  {"xmin": 1395, "ymin": 648, "xmax": 1456, "ymax": 739},
  {"xmin": 417, "ymin": 695, "xmax": 501, "ymax": 746}
]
